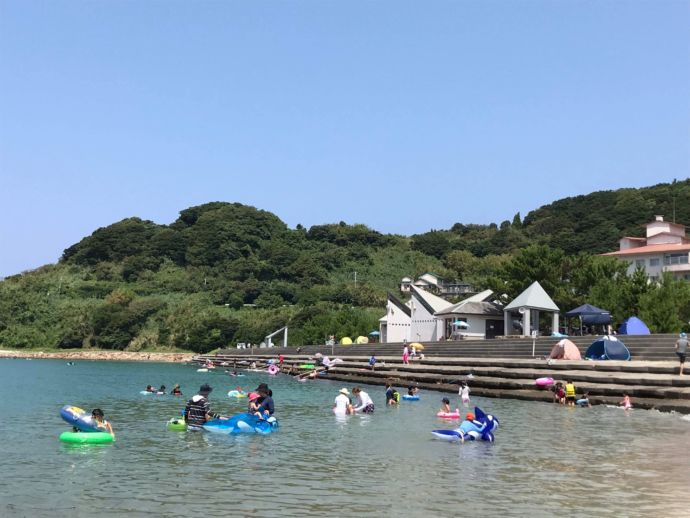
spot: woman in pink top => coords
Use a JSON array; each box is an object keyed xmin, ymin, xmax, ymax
[{"xmin": 402, "ymin": 345, "xmax": 410, "ymax": 365}]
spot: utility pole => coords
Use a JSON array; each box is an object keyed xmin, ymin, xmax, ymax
[{"xmin": 354, "ymin": 271, "xmax": 357, "ymax": 289}]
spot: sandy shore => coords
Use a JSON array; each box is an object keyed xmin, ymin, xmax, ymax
[{"xmin": 0, "ymin": 349, "xmax": 195, "ymax": 363}]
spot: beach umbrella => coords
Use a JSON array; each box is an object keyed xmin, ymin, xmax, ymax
[
  {"xmin": 368, "ymin": 331, "xmax": 380, "ymax": 336},
  {"xmin": 410, "ymin": 342, "xmax": 424, "ymax": 350},
  {"xmin": 453, "ymin": 320, "xmax": 470, "ymax": 329}
]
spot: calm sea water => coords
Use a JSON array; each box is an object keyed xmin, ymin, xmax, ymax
[{"xmin": 1, "ymin": 358, "xmax": 689, "ymax": 518}]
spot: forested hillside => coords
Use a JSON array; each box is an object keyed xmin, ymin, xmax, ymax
[{"xmin": 1, "ymin": 180, "xmax": 689, "ymax": 352}]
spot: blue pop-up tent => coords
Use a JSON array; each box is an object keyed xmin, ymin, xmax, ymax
[
  {"xmin": 618, "ymin": 316, "xmax": 650, "ymax": 335},
  {"xmin": 585, "ymin": 337, "xmax": 631, "ymax": 361}
]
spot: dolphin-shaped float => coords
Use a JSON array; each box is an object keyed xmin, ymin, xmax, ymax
[{"xmin": 431, "ymin": 406, "xmax": 499, "ymax": 442}]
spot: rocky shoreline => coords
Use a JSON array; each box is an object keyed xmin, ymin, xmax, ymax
[{"xmin": 0, "ymin": 349, "xmax": 194, "ymax": 363}]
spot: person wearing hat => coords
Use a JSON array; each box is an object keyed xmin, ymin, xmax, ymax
[
  {"xmin": 333, "ymin": 387, "xmax": 353, "ymax": 415},
  {"xmin": 171, "ymin": 384, "xmax": 182, "ymax": 396},
  {"xmin": 184, "ymin": 384, "xmax": 215, "ymax": 429},
  {"xmin": 675, "ymin": 332, "xmax": 688, "ymax": 376},
  {"xmin": 457, "ymin": 412, "xmax": 482, "ymax": 442},
  {"xmin": 254, "ymin": 384, "xmax": 275, "ymax": 418}
]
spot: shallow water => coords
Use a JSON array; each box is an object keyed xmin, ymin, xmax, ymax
[{"xmin": 1, "ymin": 359, "xmax": 689, "ymax": 517}]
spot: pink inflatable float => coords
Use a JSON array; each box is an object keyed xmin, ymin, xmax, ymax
[
  {"xmin": 436, "ymin": 410, "xmax": 461, "ymax": 419},
  {"xmin": 535, "ymin": 377, "xmax": 554, "ymax": 387}
]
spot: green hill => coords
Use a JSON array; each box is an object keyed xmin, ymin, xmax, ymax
[{"xmin": 2, "ymin": 179, "xmax": 689, "ymax": 351}]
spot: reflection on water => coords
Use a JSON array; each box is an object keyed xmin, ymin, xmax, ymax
[{"xmin": 1, "ymin": 359, "xmax": 689, "ymax": 517}]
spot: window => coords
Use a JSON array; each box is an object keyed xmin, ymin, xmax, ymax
[
  {"xmin": 635, "ymin": 259, "xmax": 645, "ymax": 268},
  {"xmin": 649, "ymin": 258, "xmax": 660, "ymax": 267},
  {"xmin": 664, "ymin": 253, "xmax": 689, "ymax": 266}
]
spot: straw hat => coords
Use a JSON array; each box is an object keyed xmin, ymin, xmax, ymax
[{"xmin": 339, "ymin": 388, "xmax": 350, "ymax": 395}]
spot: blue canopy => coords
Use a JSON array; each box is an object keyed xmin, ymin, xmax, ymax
[
  {"xmin": 565, "ymin": 304, "xmax": 611, "ymax": 325},
  {"xmin": 585, "ymin": 337, "xmax": 631, "ymax": 361},
  {"xmin": 618, "ymin": 316, "xmax": 650, "ymax": 335}
]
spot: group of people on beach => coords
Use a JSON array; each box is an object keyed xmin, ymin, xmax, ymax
[{"xmin": 550, "ymin": 380, "xmax": 632, "ymax": 409}]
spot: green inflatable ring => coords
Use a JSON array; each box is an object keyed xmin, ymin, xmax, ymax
[
  {"xmin": 299, "ymin": 364, "xmax": 315, "ymax": 369},
  {"xmin": 167, "ymin": 417, "xmax": 187, "ymax": 432},
  {"xmin": 59, "ymin": 431, "xmax": 114, "ymax": 444}
]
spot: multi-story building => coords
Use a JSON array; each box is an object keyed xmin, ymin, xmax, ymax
[{"xmin": 603, "ymin": 215, "xmax": 690, "ymax": 280}]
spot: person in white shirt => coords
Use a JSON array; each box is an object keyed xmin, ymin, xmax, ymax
[
  {"xmin": 352, "ymin": 387, "xmax": 375, "ymax": 413},
  {"xmin": 334, "ymin": 388, "xmax": 353, "ymax": 415},
  {"xmin": 459, "ymin": 382, "xmax": 471, "ymax": 407}
]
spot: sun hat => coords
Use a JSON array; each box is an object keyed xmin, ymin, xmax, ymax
[
  {"xmin": 248, "ymin": 392, "xmax": 260, "ymax": 401},
  {"xmin": 199, "ymin": 383, "xmax": 213, "ymax": 395},
  {"xmin": 339, "ymin": 388, "xmax": 350, "ymax": 395},
  {"xmin": 465, "ymin": 412, "xmax": 475, "ymax": 421},
  {"xmin": 680, "ymin": 332, "xmax": 687, "ymax": 338},
  {"xmin": 255, "ymin": 383, "xmax": 269, "ymax": 393}
]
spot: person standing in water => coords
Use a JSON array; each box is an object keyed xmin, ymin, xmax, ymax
[
  {"xmin": 459, "ymin": 382, "xmax": 471, "ymax": 407},
  {"xmin": 185, "ymin": 384, "xmax": 215, "ymax": 429},
  {"xmin": 334, "ymin": 388, "xmax": 353, "ymax": 415},
  {"xmin": 352, "ymin": 387, "xmax": 375, "ymax": 414},
  {"xmin": 675, "ymin": 332, "xmax": 688, "ymax": 376}
]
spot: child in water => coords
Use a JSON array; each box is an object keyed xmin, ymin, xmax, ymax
[
  {"xmin": 439, "ymin": 397, "xmax": 451, "ymax": 414},
  {"xmin": 459, "ymin": 382, "xmax": 471, "ymax": 407},
  {"xmin": 171, "ymin": 384, "xmax": 182, "ymax": 396},
  {"xmin": 91, "ymin": 408, "xmax": 115, "ymax": 438},
  {"xmin": 619, "ymin": 393, "xmax": 632, "ymax": 410},
  {"xmin": 247, "ymin": 392, "xmax": 261, "ymax": 413}
]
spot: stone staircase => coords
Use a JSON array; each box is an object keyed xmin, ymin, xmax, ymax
[
  {"xmin": 195, "ymin": 335, "xmax": 690, "ymax": 413},
  {"xmin": 209, "ymin": 334, "xmax": 680, "ymax": 361}
]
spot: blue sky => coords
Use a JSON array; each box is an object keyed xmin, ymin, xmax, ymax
[{"xmin": 1, "ymin": 1, "xmax": 688, "ymax": 277}]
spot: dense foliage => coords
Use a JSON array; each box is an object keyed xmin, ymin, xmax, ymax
[{"xmin": 2, "ymin": 180, "xmax": 689, "ymax": 352}]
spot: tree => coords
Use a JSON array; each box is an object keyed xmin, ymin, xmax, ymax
[
  {"xmin": 411, "ymin": 231, "xmax": 451, "ymax": 259},
  {"xmin": 639, "ymin": 273, "xmax": 690, "ymax": 333}
]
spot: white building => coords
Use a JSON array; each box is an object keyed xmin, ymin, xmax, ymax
[
  {"xmin": 379, "ymin": 293, "xmax": 411, "ymax": 343},
  {"xmin": 435, "ymin": 290, "xmax": 505, "ymax": 339},
  {"xmin": 409, "ymin": 285, "xmax": 453, "ymax": 342},
  {"xmin": 604, "ymin": 215, "xmax": 690, "ymax": 280}
]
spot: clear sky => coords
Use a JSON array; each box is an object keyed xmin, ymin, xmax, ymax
[{"xmin": 1, "ymin": 1, "xmax": 688, "ymax": 277}]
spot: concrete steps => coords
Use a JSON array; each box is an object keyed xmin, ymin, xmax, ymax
[{"xmin": 196, "ymin": 348, "xmax": 690, "ymax": 414}]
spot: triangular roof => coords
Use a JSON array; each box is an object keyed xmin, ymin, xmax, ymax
[
  {"xmin": 504, "ymin": 281, "xmax": 559, "ymax": 312},
  {"xmin": 410, "ymin": 285, "xmax": 453, "ymax": 314},
  {"xmin": 435, "ymin": 289, "xmax": 498, "ymax": 317},
  {"xmin": 387, "ymin": 292, "xmax": 411, "ymax": 317}
]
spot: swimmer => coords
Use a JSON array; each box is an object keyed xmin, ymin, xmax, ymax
[
  {"xmin": 91, "ymin": 408, "xmax": 115, "ymax": 438},
  {"xmin": 171, "ymin": 384, "xmax": 182, "ymax": 396},
  {"xmin": 577, "ymin": 392, "xmax": 591, "ymax": 407},
  {"xmin": 158, "ymin": 385, "xmax": 166, "ymax": 394},
  {"xmin": 407, "ymin": 386, "xmax": 419, "ymax": 397},
  {"xmin": 619, "ymin": 393, "xmax": 632, "ymax": 410},
  {"xmin": 439, "ymin": 397, "xmax": 451, "ymax": 414},
  {"xmin": 145, "ymin": 385, "xmax": 156, "ymax": 393}
]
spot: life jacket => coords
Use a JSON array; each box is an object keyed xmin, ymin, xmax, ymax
[{"xmin": 565, "ymin": 383, "xmax": 576, "ymax": 397}]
